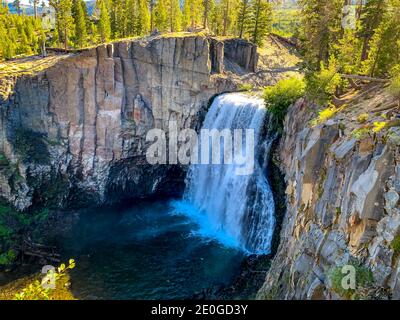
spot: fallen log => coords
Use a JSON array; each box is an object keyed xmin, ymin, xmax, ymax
[{"xmin": 340, "ymin": 74, "xmax": 389, "ymax": 83}]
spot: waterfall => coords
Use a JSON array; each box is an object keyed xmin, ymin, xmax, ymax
[{"xmin": 174, "ymin": 93, "xmax": 276, "ymax": 254}]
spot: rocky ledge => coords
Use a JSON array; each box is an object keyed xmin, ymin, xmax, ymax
[
  {"xmin": 258, "ymin": 85, "xmax": 400, "ymax": 299},
  {"xmin": 0, "ymin": 35, "xmax": 258, "ymax": 210}
]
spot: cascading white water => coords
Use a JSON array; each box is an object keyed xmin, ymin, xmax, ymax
[{"xmin": 179, "ymin": 93, "xmax": 276, "ymax": 254}]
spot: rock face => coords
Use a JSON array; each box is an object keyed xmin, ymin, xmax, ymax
[
  {"xmin": 257, "ymin": 96, "xmax": 400, "ymax": 300},
  {"xmin": 0, "ymin": 35, "xmax": 257, "ymax": 210}
]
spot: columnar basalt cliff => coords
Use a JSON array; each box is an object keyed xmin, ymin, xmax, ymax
[
  {"xmin": 258, "ymin": 88, "xmax": 400, "ymax": 300},
  {"xmin": 0, "ymin": 35, "xmax": 258, "ymax": 210}
]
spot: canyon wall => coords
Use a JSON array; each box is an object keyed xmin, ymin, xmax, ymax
[
  {"xmin": 258, "ymin": 90, "xmax": 400, "ymax": 300},
  {"xmin": 0, "ymin": 35, "xmax": 257, "ymax": 210}
]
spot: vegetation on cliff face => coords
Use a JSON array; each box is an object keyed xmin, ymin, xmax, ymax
[
  {"xmin": 0, "ymin": 202, "xmax": 52, "ymax": 266},
  {"xmin": 263, "ymin": 76, "xmax": 305, "ymax": 130},
  {"xmin": 329, "ymin": 262, "xmax": 374, "ymax": 300}
]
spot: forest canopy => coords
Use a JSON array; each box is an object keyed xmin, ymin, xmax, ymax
[{"xmin": 0, "ymin": 0, "xmax": 399, "ymax": 84}]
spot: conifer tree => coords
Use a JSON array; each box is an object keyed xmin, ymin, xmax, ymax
[
  {"xmin": 154, "ymin": 0, "xmax": 168, "ymax": 31},
  {"xmin": 298, "ymin": 0, "xmax": 343, "ymax": 69},
  {"xmin": 237, "ymin": 0, "xmax": 251, "ymax": 38},
  {"xmin": 203, "ymin": 0, "xmax": 212, "ymax": 29},
  {"xmin": 168, "ymin": 0, "xmax": 182, "ymax": 32},
  {"xmin": 72, "ymin": 0, "xmax": 87, "ymax": 48},
  {"xmin": 49, "ymin": 0, "xmax": 74, "ymax": 51},
  {"xmin": 182, "ymin": 0, "xmax": 191, "ymax": 30},
  {"xmin": 362, "ymin": 0, "xmax": 400, "ymax": 76},
  {"xmin": 126, "ymin": 0, "xmax": 136, "ymax": 35},
  {"xmin": 136, "ymin": 0, "xmax": 151, "ymax": 35},
  {"xmin": 358, "ymin": 0, "xmax": 387, "ymax": 61},
  {"xmin": 97, "ymin": 0, "xmax": 111, "ymax": 42},
  {"xmin": 149, "ymin": 0, "xmax": 156, "ymax": 31},
  {"xmin": 222, "ymin": 0, "xmax": 228, "ymax": 35},
  {"xmin": 110, "ymin": 0, "xmax": 126, "ymax": 39},
  {"xmin": 247, "ymin": 0, "xmax": 272, "ymax": 46},
  {"xmin": 182, "ymin": 0, "xmax": 203, "ymax": 29}
]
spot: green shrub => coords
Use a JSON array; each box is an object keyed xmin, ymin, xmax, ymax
[
  {"xmin": 0, "ymin": 152, "xmax": 9, "ymax": 166},
  {"xmin": 391, "ymin": 235, "xmax": 400, "ymax": 257},
  {"xmin": 264, "ymin": 76, "xmax": 306, "ymax": 130},
  {"xmin": 0, "ymin": 250, "xmax": 16, "ymax": 266},
  {"xmin": 0, "ymin": 202, "xmax": 53, "ymax": 267},
  {"xmin": 306, "ymin": 56, "xmax": 342, "ymax": 105},
  {"xmin": 329, "ymin": 262, "xmax": 373, "ymax": 299}
]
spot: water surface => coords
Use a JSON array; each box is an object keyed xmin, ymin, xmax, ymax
[{"xmin": 59, "ymin": 199, "xmax": 245, "ymax": 300}]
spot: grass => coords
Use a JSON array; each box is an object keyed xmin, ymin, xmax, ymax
[
  {"xmin": 156, "ymin": 31, "xmax": 208, "ymax": 39},
  {"xmin": 0, "ymin": 55, "xmax": 68, "ymax": 77}
]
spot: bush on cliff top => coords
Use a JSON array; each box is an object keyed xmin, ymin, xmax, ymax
[
  {"xmin": 264, "ymin": 76, "xmax": 305, "ymax": 130},
  {"xmin": 305, "ymin": 56, "xmax": 342, "ymax": 105}
]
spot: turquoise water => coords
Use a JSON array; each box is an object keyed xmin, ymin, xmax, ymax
[{"xmin": 59, "ymin": 199, "xmax": 245, "ymax": 300}]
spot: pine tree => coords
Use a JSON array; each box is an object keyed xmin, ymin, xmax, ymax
[
  {"xmin": 298, "ymin": 0, "xmax": 343, "ymax": 69},
  {"xmin": 362, "ymin": 0, "xmax": 400, "ymax": 76},
  {"xmin": 203, "ymin": 0, "xmax": 212, "ymax": 29},
  {"xmin": 182, "ymin": 0, "xmax": 203, "ymax": 29},
  {"xmin": 97, "ymin": 0, "xmax": 111, "ymax": 42},
  {"xmin": 72, "ymin": 0, "xmax": 87, "ymax": 48},
  {"xmin": 247, "ymin": 0, "xmax": 272, "ymax": 46},
  {"xmin": 154, "ymin": 0, "xmax": 168, "ymax": 31},
  {"xmin": 136, "ymin": 0, "xmax": 150, "ymax": 35},
  {"xmin": 358, "ymin": 0, "xmax": 387, "ymax": 61},
  {"xmin": 126, "ymin": 0, "xmax": 136, "ymax": 35},
  {"xmin": 110, "ymin": 0, "xmax": 126, "ymax": 39},
  {"xmin": 221, "ymin": 0, "xmax": 230, "ymax": 36},
  {"xmin": 49, "ymin": 0, "xmax": 74, "ymax": 51},
  {"xmin": 182, "ymin": 0, "xmax": 191, "ymax": 30},
  {"xmin": 149, "ymin": 0, "xmax": 156, "ymax": 31},
  {"xmin": 237, "ymin": 0, "xmax": 251, "ymax": 38},
  {"xmin": 168, "ymin": 0, "xmax": 182, "ymax": 32}
]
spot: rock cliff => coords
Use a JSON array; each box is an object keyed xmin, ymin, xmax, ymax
[
  {"xmin": 258, "ymin": 86, "xmax": 400, "ymax": 299},
  {"xmin": 0, "ymin": 35, "xmax": 257, "ymax": 210}
]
